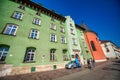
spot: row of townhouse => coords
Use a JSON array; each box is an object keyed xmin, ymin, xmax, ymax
[{"xmin": 1, "ymin": 0, "xmax": 119, "ymax": 77}]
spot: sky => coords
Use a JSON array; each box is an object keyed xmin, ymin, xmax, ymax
[{"xmin": 32, "ymin": 0, "xmax": 120, "ymax": 47}]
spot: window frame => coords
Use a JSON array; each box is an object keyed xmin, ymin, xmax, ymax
[
  {"xmin": 33, "ymin": 18, "xmax": 41, "ymax": 26},
  {"xmin": 3, "ymin": 23, "xmax": 18, "ymax": 36},
  {"xmin": 0, "ymin": 45, "xmax": 10, "ymax": 63},
  {"xmin": 50, "ymin": 33, "xmax": 57, "ymax": 42},
  {"xmin": 12, "ymin": 11, "xmax": 24, "ymax": 20},
  {"xmin": 29, "ymin": 29, "xmax": 39, "ymax": 40},
  {"xmin": 24, "ymin": 47, "xmax": 36, "ymax": 63},
  {"xmin": 50, "ymin": 23, "xmax": 56, "ymax": 30},
  {"xmin": 61, "ymin": 36, "xmax": 66, "ymax": 44}
]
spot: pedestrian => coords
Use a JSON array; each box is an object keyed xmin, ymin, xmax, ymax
[
  {"xmin": 87, "ymin": 58, "xmax": 91, "ymax": 69},
  {"xmin": 91, "ymin": 58, "xmax": 95, "ymax": 68}
]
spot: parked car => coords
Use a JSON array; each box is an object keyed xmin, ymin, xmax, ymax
[{"xmin": 65, "ymin": 60, "xmax": 82, "ymax": 69}]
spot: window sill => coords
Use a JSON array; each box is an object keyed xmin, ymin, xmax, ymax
[
  {"xmin": 23, "ymin": 61, "xmax": 36, "ymax": 63},
  {"xmin": 0, "ymin": 61, "xmax": 5, "ymax": 64},
  {"xmin": 1, "ymin": 33, "xmax": 16, "ymax": 37},
  {"xmin": 28, "ymin": 37, "xmax": 39, "ymax": 40}
]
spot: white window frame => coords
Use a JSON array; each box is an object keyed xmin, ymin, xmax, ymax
[
  {"xmin": 60, "ymin": 27, "xmax": 65, "ymax": 33},
  {"xmin": 0, "ymin": 47, "xmax": 9, "ymax": 62},
  {"xmin": 72, "ymin": 38, "xmax": 77, "ymax": 45},
  {"xmin": 33, "ymin": 18, "xmax": 41, "ymax": 25},
  {"xmin": 61, "ymin": 36, "xmax": 66, "ymax": 44},
  {"xmin": 50, "ymin": 34, "xmax": 57, "ymax": 42},
  {"xmin": 29, "ymin": 29, "xmax": 39, "ymax": 39},
  {"xmin": 12, "ymin": 11, "xmax": 23, "ymax": 20},
  {"xmin": 50, "ymin": 23, "xmax": 56, "ymax": 30},
  {"xmin": 50, "ymin": 50, "xmax": 55, "ymax": 61},
  {"xmin": 3, "ymin": 24, "xmax": 18, "ymax": 36},
  {"xmin": 24, "ymin": 49, "xmax": 36, "ymax": 62},
  {"xmin": 70, "ymin": 28, "xmax": 74, "ymax": 34}
]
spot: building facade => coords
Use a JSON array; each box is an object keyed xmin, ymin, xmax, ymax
[
  {"xmin": 81, "ymin": 24, "xmax": 106, "ymax": 62},
  {"xmin": 76, "ymin": 24, "xmax": 93, "ymax": 63},
  {"xmin": 65, "ymin": 16, "xmax": 83, "ymax": 62},
  {"xmin": 0, "ymin": 0, "xmax": 109, "ymax": 77},
  {"xmin": 0, "ymin": 0, "xmax": 70, "ymax": 76},
  {"xmin": 101, "ymin": 40, "xmax": 120, "ymax": 59}
]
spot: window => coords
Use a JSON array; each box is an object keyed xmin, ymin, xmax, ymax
[
  {"xmin": 61, "ymin": 36, "xmax": 66, "ymax": 44},
  {"xmin": 29, "ymin": 29, "xmax": 39, "ymax": 39},
  {"xmin": 63, "ymin": 49, "xmax": 68, "ymax": 61},
  {"xmin": 50, "ymin": 49, "xmax": 56, "ymax": 61},
  {"xmin": 0, "ymin": 45, "xmax": 9, "ymax": 62},
  {"xmin": 36, "ymin": 11, "xmax": 41, "ymax": 16},
  {"xmin": 3, "ymin": 23, "xmax": 18, "ymax": 36},
  {"xmin": 12, "ymin": 11, "xmax": 23, "ymax": 20},
  {"xmin": 70, "ymin": 28, "xmax": 74, "ymax": 34},
  {"xmin": 50, "ymin": 23, "xmax": 56, "ymax": 30},
  {"xmin": 50, "ymin": 34, "xmax": 57, "ymax": 42},
  {"xmin": 24, "ymin": 48, "xmax": 36, "ymax": 62},
  {"xmin": 60, "ymin": 27, "xmax": 65, "ymax": 33},
  {"xmin": 72, "ymin": 38, "xmax": 77, "ymax": 45},
  {"xmin": 18, "ymin": 4, "xmax": 25, "ymax": 10},
  {"xmin": 70, "ymin": 23, "xmax": 73, "ymax": 27},
  {"xmin": 106, "ymin": 48, "xmax": 110, "ymax": 52},
  {"xmin": 51, "ymin": 17, "xmax": 55, "ymax": 21},
  {"xmin": 90, "ymin": 41, "xmax": 96, "ymax": 51},
  {"xmin": 33, "ymin": 18, "xmax": 41, "ymax": 25}
]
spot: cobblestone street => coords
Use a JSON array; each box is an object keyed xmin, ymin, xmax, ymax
[{"xmin": 0, "ymin": 61, "xmax": 120, "ymax": 80}]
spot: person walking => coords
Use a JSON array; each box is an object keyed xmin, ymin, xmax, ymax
[
  {"xmin": 87, "ymin": 58, "xmax": 91, "ymax": 70},
  {"xmin": 91, "ymin": 58, "xmax": 95, "ymax": 68}
]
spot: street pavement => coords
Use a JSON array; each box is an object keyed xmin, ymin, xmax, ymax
[
  {"xmin": 0, "ymin": 59, "xmax": 120, "ymax": 80},
  {"xmin": 54, "ymin": 59, "xmax": 120, "ymax": 80}
]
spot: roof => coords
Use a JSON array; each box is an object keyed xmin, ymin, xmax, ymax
[{"xmin": 12, "ymin": 0, "xmax": 66, "ymax": 22}]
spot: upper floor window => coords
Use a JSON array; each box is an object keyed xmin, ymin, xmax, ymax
[
  {"xmin": 60, "ymin": 27, "xmax": 65, "ymax": 33},
  {"xmin": 90, "ymin": 41, "xmax": 97, "ymax": 51},
  {"xmin": 70, "ymin": 23, "xmax": 73, "ymax": 27},
  {"xmin": 29, "ymin": 29, "xmax": 39, "ymax": 39},
  {"xmin": 3, "ymin": 23, "xmax": 18, "ymax": 36},
  {"xmin": 12, "ymin": 11, "xmax": 23, "ymax": 20},
  {"xmin": 0, "ymin": 45, "xmax": 9, "ymax": 63},
  {"xmin": 61, "ymin": 36, "xmax": 66, "ymax": 44},
  {"xmin": 24, "ymin": 47, "xmax": 36, "ymax": 62},
  {"xmin": 36, "ymin": 11, "xmax": 41, "ymax": 16},
  {"xmin": 33, "ymin": 18, "xmax": 41, "ymax": 25},
  {"xmin": 18, "ymin": 4, "xmax": 25, "ymax": 10},
  {"xmin": 50, "ymin": 34, "xmax": 57, "ymax": 42},
  {"xmin": 72, "ymin": 38, "xmax": 77, "ymax": 45},
  {"xmin": 51, "ymin": 17, "xmax": 55, "ymax": 21},
  {"xmin": 70, "ymin": 28, "xmax": 74, "ymax": 34},
  {"xmin": 50, "ymin": 23, "xmax": 56, "ymax": 30}
]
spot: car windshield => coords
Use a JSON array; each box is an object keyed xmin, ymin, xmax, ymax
[{"xmin": 68, "ymin": 61, "xmax": 75, "ymax": 64}]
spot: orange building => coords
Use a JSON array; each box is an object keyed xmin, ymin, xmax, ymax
[{"xmin": 84, "ymin": 30, "xmax": 106, "ymax": 62}]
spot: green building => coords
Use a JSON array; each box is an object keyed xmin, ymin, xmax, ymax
[
  {"xmin": 0, "ymin": 0, "xmax": 93, "ymax": 76},
  {"xmin": 0, "ymin": 0, "xmax": 70, "ymax": 76},
  {"xmin": 76, "ymin": 24, "xmax": 92, "ymax": 61}
]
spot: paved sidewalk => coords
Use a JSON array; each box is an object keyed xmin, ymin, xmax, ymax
[
  {"xmin": 53, "ymin": 59, "xmax": 119, "ymax": 80},
  {"xmin": 0, "ymin": 60, "xmax": 111, "ymax": 80}
]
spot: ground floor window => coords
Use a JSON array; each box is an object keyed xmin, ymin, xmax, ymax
[
  {"xmin": 24, "ymin": 47, "xmax": 36, "ymax": 62},
  {"xmin": 63, "ymin": 49, "xmax": 68, "ymax": 61},
  {"xmin": 0, "ymin": 45, "xmax": 9, "ymax": 63},
  {"xmin": 50, "ymin": 48, "xmax": 56, "ymax": 61}
]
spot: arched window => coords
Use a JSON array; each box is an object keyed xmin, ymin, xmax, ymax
[
  {"xmin": 0, "ymin": 44, "xmax": 10, "ymax": 62},
  {"xmin": 90, "ymin": 41, "xmax": 96, "ymax": 51},
  {"xmin": 24, "ymin": 47, "xmax": 36, "ymax": 62}
]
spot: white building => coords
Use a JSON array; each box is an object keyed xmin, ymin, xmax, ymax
[{"xmin": 101, "ymin": 40, "xmax": 120, "ymax": 59}]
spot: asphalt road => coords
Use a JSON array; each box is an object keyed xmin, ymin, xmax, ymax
[{"xmin": 54, "ymin": 59, "xmax": 120, "ymax": 80}]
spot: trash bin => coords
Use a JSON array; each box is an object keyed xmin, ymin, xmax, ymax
[
  {"xmin": 53, "ymin": 65, "xmax": 57, "ymax": 70},
  {"xmin": 31, "ymin": 67, "xmax": 36, "ymax": 72}
]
